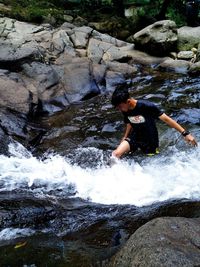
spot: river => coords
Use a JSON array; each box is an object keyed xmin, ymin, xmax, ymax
[{"xmin": 0, "ymin": 67, "xmax": 200, "ymax": 266}]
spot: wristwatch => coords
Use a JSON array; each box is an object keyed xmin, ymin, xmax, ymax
[{"xmin": 181, "ymin": 130, "xmax": 190, "ymax": 137}]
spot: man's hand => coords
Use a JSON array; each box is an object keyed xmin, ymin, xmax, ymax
[{"xmin": 184, "ymin": 134, "xmax": 198, "ymax": 147}]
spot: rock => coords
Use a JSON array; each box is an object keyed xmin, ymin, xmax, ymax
[
  {"xmin": 70, "ymin": 26, "xmax": 93, "ymax": 49},
  {"xmin": 177, "ymin": 51, "xmax": 194, "ymax": 60},
  {"xmin": 92, "ymin": 30, "xmax": 128, "ymax": 47},
  {"xmin": 188, "ymin": 61, "xmax": 200, "ymax": 75},
  {"xmin": 178, "ymin": 26, "xmax": 200, "ymax": 51},
  {"xmin": 0, "ymin": 42, "xmax": 39, "ymax": 65},
  {"xmin": 56, "ymin": 55, "xmax": 100, "ymax": 103},
  {"xmin": 73, "ymin": 16, "xmax": 88, "ymax": 27},
  {"xmin": 1, "ymin": 16, "xmax": 197, "ymax": 118},
  {"xmin": 63, "ymin": 15, "xmax": 74, "ymax": 23},
  {"xmin": 157, "ymin": 58, "xmax": 191, "ymax": 74},
  {"xmin": 0, "ymin": 108, "xmax": 27, "ymax": 138},
  {"xmin": 87, "ymin": 36, "xmax": 134, "ymax": 63},
  {"xmin": 196, "ymin": 44, "xmax": 200, "ymax": 62},
  {"xmin": 102, "ymin": 44, "xmax": 134, "ymax": 62},
  {"xmin": 92, "ymin": 64, "xmax": 107, "ymax": 86},
  {"xmin": 176, "ymin": 108, "xmax": 200, "ymax": 124},
  {"xmin": 169, "ymin": 52, "xmax": 177, "ymax": 59},
  {"xmin": 0, "ymin": 18, "xmax": 42, "ymax": 65},
  {"xmin": 0, "ymin": 74, "xmax": 30, "ymax": 114},
  {"xmin": 43, "ymin": 14, "xmax": 56, "ymax": 25},
  {"xmin": 87, "ymin": 38, "xmax": 112, "ymax": 63},
  {"xmin": 108, "ymin": 217, "xmax": 200, "ymax": 267},
  {"xmin": 52, "ymin": 29, "xmax": 74, "ymax": 54},
  {"xmin": 105, "ymin": 71, "xmax": 126, "ymax": 92},
  {"xmin": 76, "ymin": 49, "xmax": 87, "ymax": 57},
  {"xmin": 106, "ymin": 61, "xmax": 137, "ymax": 76},
  {"xmin": 22, "ymin": 62, "xmax": 60, "ymax": 91},
  {"xmin": 127, "ymin": 50, "xmax": 169, "ymax": 66},
  {"xmin": 133, "ymin": 20, "xmax": 178, "ymax": 56},
  {"xmin": 0, "ymin": 124, "xmax": 9, "ymax": 155}
]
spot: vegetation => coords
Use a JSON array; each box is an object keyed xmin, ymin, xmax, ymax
[{"xmin": 0, "ymin": 0, "xmax": 196, "ymax": 31}]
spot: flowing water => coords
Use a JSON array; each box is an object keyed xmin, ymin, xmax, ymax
[
  {"xmin": 0, "ymin": 68, "xmax": 200, "ymax": 266},
  {"xmin": 1, "ymin": 141, "xmax": 200, "ymax": 206}
]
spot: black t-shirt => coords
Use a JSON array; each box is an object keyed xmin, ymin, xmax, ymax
[{"xmin": 123, "ymin": 99, "xmax": 163, "ymax": 147}]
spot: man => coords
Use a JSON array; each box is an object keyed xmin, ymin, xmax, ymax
[{"xmin": 111, "ymin": 87, "xmax": 198, "ymax": 158}]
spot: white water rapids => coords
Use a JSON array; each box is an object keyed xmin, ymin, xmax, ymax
[{"xmin": 0, "ymin": 140, "xmax": 200, "ymax": 207}]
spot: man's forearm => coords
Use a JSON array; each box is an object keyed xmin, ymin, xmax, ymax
[
  {"xmin": 159, "ymin": 113, "xmax": 185, "ymax": 133},
  {"xmin": 159, "ymin": 113, "xmax": 198, "ymax": 146}
]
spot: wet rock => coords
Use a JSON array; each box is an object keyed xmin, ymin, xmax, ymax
[
  {"xmin": 0, "ymin": 125, "xmax": 9, "ymax": 155},
  {"xmin": 128, "ymin": 50, "xmax": 169, "ymax": 66},
  {"xmin": 133, "ymin": 20, "xmax": 178, "ymax": 56},
  {"xmin": 106, "ymin": 61, "xmax": 137, "ymax": 76},
  {"xmin": 92, "ymin": 63, "xmax": 107, "ymax": 87},
  {"xmin": 0, "ymin": 108, "xmax": 27, "ymax": 139},
  {"xmin": 105, "ymin": 71, "xmax": 126, "ymax": 92},
  {"xmin": 177, "ymin": 26, "xmax": 200, "ymax": 51},
  {"xmin": 176, "ymin": 108, "xmax": 200, "ymax": 124},
  {"xmin": 157, "ymin": 58, "xmax": 191, "ymax": 74},
  {"xmin": 108, "ymin": 217, "xmax": 200, "ymax": 267},
  {"xmin": 189, "ymin": 61, "xmax": 200, "ymax": 75}
]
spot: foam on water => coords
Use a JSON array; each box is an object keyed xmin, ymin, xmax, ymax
[
  {"xmin": 0, "ymin": 141, "xmax": 200, "ymax": 206},
  {"xmin": 0, "ymin": 228, "xmax": 35, "ymax": 241}
]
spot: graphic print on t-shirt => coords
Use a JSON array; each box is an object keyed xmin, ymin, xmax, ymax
[{"xmin": 128, "ymin": 115, "xmax": 145, "ymax": 124}]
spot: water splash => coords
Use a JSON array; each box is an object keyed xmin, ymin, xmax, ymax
[
  {"xmin": 0, "ymin": 228, "xmax": 35, "ymax": 241},
  {"xmin": 0, "ymin": 141, "xmax": 200, "ymax": 206}
]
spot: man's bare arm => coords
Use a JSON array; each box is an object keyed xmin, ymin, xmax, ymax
[{"xmin": 159, "ymin": 113, "xmax": 198, "ymax": 146}]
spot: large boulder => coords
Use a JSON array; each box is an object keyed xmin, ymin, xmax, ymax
[
  {"xmin": 133, "ymin": 20, "xmax": 178, "ymax": 56},
  {"xmin": 178, "ymin": 26, "xmax": 200, "ymax": 51},
  {"xmin": 109, "ymin": 217, "xmax": 200, "ymax": 267}
]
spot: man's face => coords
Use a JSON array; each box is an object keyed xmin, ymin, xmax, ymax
[{"xmin": 116, "ymin": 101, "xmax": 129, "ymax": 112}]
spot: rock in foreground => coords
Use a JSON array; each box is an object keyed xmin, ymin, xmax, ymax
[{"xmin": 108, "ymin": 217, "xmax": 200, "ymax": 267}]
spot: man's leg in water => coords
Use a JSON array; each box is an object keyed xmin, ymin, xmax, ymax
[{"xmin": 112, "ymin": 140, "xmax": 131, "ymax": 158}]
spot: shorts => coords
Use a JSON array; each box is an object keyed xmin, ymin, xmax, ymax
[{"xmin": 125, "ymin": 137, "xmax": 159, "ymax": 155}]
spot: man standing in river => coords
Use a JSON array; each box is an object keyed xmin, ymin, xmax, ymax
[{"xmin": 111, "ymin": 87, "xmax": 198, "ymax": 158}]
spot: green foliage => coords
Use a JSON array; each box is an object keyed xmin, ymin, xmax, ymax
[
  {"xmin": 2, "ymin": 0, "xmax": 65, "ymax": 24},
  {"xmin": 0, "ymin": 0, "xmax": 189, "ymax": 28},
  {"xmin": 132, "ymin": 0, "xmax": 187, "ymax": 27},
  {"xmin": 166, "ymin": 5, "xmax": 186, "ymax": 26}
]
